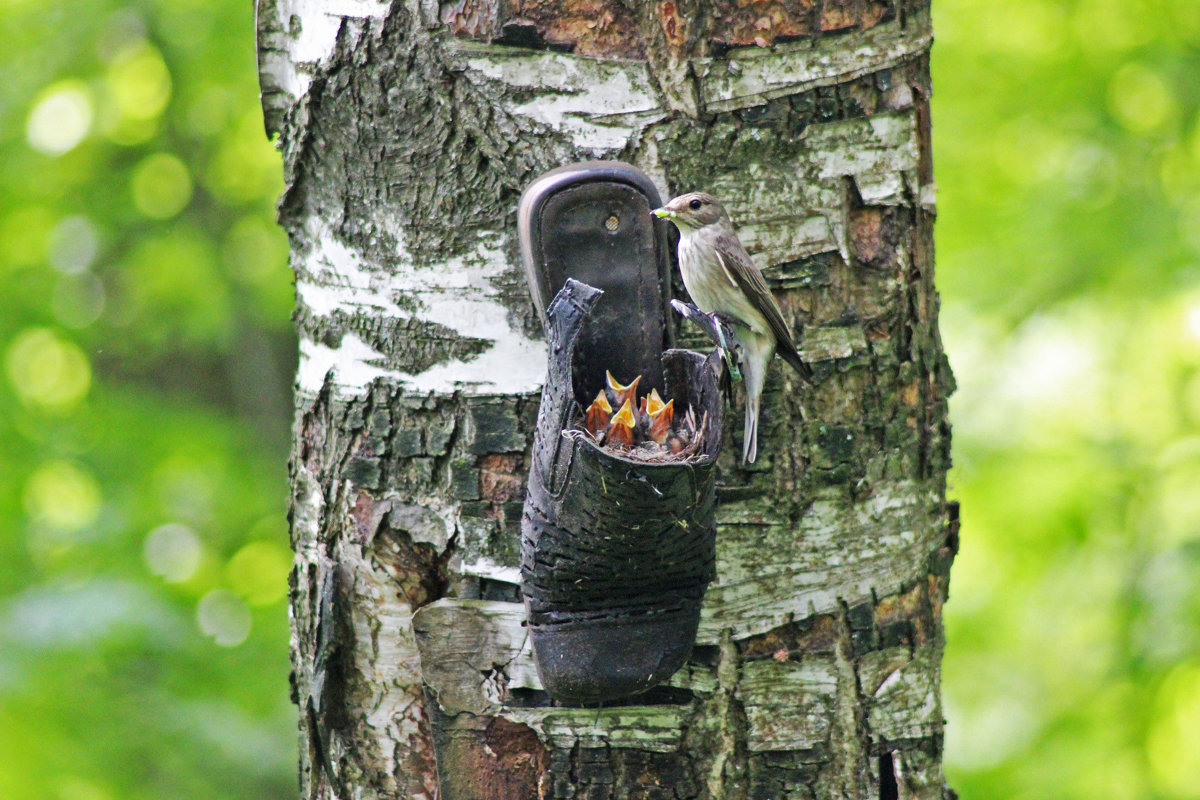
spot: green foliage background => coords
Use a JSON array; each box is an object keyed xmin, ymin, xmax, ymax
[{"xmin": 1, "ymin": 0, "xmax": 1198, "ymax": 798}]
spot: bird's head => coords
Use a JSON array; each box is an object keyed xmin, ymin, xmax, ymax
[{"xmin": 652, "ymin": 192, "xmax": 727, "ymax": 231}]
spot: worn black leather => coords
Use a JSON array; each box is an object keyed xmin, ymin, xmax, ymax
[{"xmin": 520, "ymin": 280, "xmax": 723, "ymax": 705}]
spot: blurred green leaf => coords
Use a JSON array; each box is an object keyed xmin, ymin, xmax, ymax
[
  {"xmin": 936, "ymin": 0, "xmax": 1200, "ymax": 797},
  {"xmin": 0, "ymin": 0, "xmax": 294, "ymax": 797}
]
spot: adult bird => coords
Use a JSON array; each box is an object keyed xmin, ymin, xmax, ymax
[{"xmin": 653, "ymin": 192, "xmax": 810, "ymax": 463}]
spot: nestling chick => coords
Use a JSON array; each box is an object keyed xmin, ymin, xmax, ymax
[
  {"xmin": 653, "ymin": 192, "xmax": 810, "ymax": 463},
  {"xmin": 607, "ymin": 398, "xmax": 637, "ymax": 448},
  {"xmin": 583, "ymin": 391, "xmax": 612, "ymax": 439},
  {"xmin": 605, "ymin": 370, "xmax": 641, "ymax": 411}
]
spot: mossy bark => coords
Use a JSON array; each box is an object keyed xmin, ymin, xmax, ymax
[{"xmin": 258, "ymin": 0, "xmax": 955, "ymax": 797}]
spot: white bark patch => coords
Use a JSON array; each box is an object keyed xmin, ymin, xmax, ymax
[
  {"xmin": 693, "ymin": 11, "xmax": 933, "ymax": 114},
  {"xmin": 298, "ymin": 334, "xmax": 403, "ymax": 396},
  {"xmin": 711, "ymin": 111, "xmax": 920, "ymax": 266},
  {"xmin": 698, "ymin": 481, "xmax": 941, "ymax": 642},
  {"xmin": 295, "ymin": 219, "xmax": 548, "ymax": 398},
  {"xmin": 457, "ymin": 556, "xmax": 521, "ymax": 585},
  {"xmin": 740, "ymin": 215, "xmax": 836, "ymax": 267},
  {"xmin": 861, "ymin": 645, "xmax": 943, "ymax": 741},
  {"xmin": 800, "ymin": 325, "xmax": 870, "ymax": 362},
  {"xmin": 505, "ymin": 705, "xmax": 688, "ymax": 752},
  {"xmin": 338, "ymin": 535, "xmax": 429, "ymax": 783},
  {"xmin": 446, "ymin": 42, "xmax": 668, "ymax": 153},
  {"xmin": 740, "ymin": 657, "xmax": 837, "ymax": 751},
  {"xmin": 410, "ymin": 599, "xmax": 539, "ymax": 715},
  {"xmin": 259, "ymin": 0, "xmax": 391, "ymax": 102},
  {"xmin": 291, "ymin": 465, "xmax": 326, "ymax": 548},
  {"xmin": 806, "ymin": 113, "xmax": 920, "ymax": 193}
]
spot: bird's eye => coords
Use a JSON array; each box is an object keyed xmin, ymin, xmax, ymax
[{"xmin": 689, "ymin": 198, "xmax": 702, "ymax": 210}]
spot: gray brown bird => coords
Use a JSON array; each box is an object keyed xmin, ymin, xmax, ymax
[{"xmin": 653, "ymin": 192, "xmax": 810, "ymax": 463}]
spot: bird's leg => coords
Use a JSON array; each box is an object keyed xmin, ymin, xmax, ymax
[
  {"xmin": 709, "ymin": 311, "xmax": 744, "ymax": 383},
  {"xmin": 669, "ymin": 300, "xmax": 743, "ymax": 382}
]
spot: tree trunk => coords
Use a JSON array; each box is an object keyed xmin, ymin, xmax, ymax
[{"xmin": 256, "ymin": 0, "xmax": 955, "ymax": 797}]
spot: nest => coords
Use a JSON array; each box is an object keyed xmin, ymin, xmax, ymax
[{"xmin": 567, "ymin": 369, "xmax": 709, "ymax": 462}]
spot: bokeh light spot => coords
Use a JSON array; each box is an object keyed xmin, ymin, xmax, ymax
[
  {"xmin": 5, "ymin": 328, "xmax": 92, "ymax": 412},
  {"xmin": 144, "ymin": 523, "xmax": 203, "ymax": 583},
  {"xmin": 1185, "ymin": 304, "xmax": 1200, "ymax": 343},
  {"xmin": 1002, "ymin": 313, "xmax": 1099, "ymax": 407},
  {"xmin": 48, "ymin": 215, "xmax": 100, "ymax": 274},
  {"xmin": 51, "ymin": 274, "xmax": 107, "ymax": 330},
  {"xmin": 131, "ymin": 153, "xmax": 193, "ymax": 219},
  {"xmin": 26, "ymin": 81, "xmax": 93, "ymax": 156},
  {"xmin": 106, "ymin": 41, "xmax": 171, "ymax": 122},
  {"xmin": 1109, "ymin": 63, "xmax": 1175, "ymax": 133},
  {"xmin": 102, "ymin": 40, "xmax": 170, "ymax": 144},
  {"xmin": 197, "ymin": 589, "xmax": 251, "ymax": 647},
  {"xmin": 23, "ymin": 460, "xmax": 102, "ymax": 532},
  {"xmin": 152, "ymin": 453, "xmax": 217, "ymax": 526},
  {"xmin": 225, "ymin": 541, "xmax": 290, "ymax": 606}
]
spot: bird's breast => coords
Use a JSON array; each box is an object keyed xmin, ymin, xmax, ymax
[{"xmin": 677, "ymin": 233, "xmax": 770, "ymax": 336}]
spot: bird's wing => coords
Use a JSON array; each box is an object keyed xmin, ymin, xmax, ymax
[{"xmin": 714, "ymin": 231, "xmax": 812, "ymax": 379}]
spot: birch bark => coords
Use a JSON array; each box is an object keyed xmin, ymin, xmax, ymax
[{"xmin": 256, "ymin": 1, "xmax": 956, "ymax": 797}]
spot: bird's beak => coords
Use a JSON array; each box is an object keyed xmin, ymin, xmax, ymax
[
  {"xmin": 652, "ymin": 207, "xmax": 674, "ymax": 219},
  {"xmin": 607, "ymin": 398, "xmax": 636, "ymax": 448}
]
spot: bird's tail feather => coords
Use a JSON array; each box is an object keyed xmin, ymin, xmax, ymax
[
  {"xmin": 740, "ymin": 334, "xmax": 772, "ymax": 465},
  {"xmin": 743, "ymin": 393, "xmax": 758, "ymax": 464},
  {"xmin": 778, "ymin": 340, "xmax": 812, "ymax": 380}
]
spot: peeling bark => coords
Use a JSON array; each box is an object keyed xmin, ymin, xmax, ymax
[{"xmin": 259, "ymin": 0, "xmax": 954, "ymax": 797}]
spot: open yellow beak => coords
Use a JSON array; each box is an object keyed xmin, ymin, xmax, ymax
[{"xmin": 651, "ymin": 207, "xmax": 674, "ymax": 219}]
